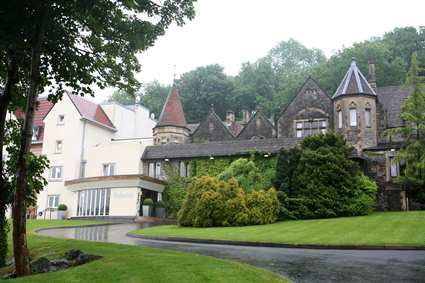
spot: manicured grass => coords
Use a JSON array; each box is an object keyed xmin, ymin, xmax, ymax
[
  {"xmin": 132, "ymin": 211, "xmax": 425, "ymax": 247},
  {"xmin": 0, "ymin": 220, "xmax": 288, "ymax": 283}
]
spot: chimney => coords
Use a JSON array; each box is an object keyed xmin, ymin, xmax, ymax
[
  {"xmin": 368, "ymin": 60, "xmax": 377, "ymax": 90},
  {"xmin": 241, "ymin": 109, "xmax": 251, "ymax": 124},
  {"xmin": 225, "ymin": 110, "xmax": 235, "ymax": 126}
]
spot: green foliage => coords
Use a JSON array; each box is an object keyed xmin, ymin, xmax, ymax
[
  {"xmin": 218, "ymin": 158, "xmax": 264, "ymax": 191},
  {"xmin": 4, "ymin": 119, "xmax": 49, "ymax": 207},
  {"xmin": 189, "ymin": 158, "xmax": 233, "ymax": 177},
  {"xmin": 143, "ymin": 198, "xmax": 154, "ymax": 206},
  {"xmin": 386, "ymin": 53, "xmax": 425, "ymax": 190},
  {"xmin": 162, "ymin": 165, "xmax": 187, "ymax": 216},
  {"xmin": 178, "ymin": 176, "xmax": 279, "ymax": 227},
  {"xmin": 107, "ymin": 90, "xmax": 139, "ymax": 105},
  {"xmin": 57, "ymin": 204, "xmax": 67, "ymax": 211},
  {"xmin": 274, "ymin": 133, "xmax": 377, "ymax": 220},
  {"xmin": 177, "ymin": 64, "xmax": 235, "ymax": 122},
  {"xmin": 155, "ymin": 200, "xmax": 165, "ymax": 208},
  {"xmin": 140, "ymin": 80, "xmax": 170, "ymax": 119}
]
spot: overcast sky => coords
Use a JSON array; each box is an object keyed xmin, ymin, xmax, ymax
[{"xmin": 93, "ymin": 0, "xmax": 425, "ymax": 102}]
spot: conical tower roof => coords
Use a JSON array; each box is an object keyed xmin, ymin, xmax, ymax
[
  {"xmin": 333, "ymin": 60, "xmax": 376, "ymax": 98},
  {"xmin": 155, "ymin": 84, "xmax": 187, "ymax": 128}
]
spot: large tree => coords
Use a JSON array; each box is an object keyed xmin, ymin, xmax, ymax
[
  {"xmin": 387, "ymin": 53, "xmax": 425, "ymax": 195},
  {"xmin": 177, "ymin": 64, "xmax": 234, "ymax": 122},
  {"xmin": 0, "ymin": 0, "xmax": 195, "ymax": 276}
]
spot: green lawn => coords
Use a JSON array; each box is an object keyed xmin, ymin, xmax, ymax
[
  {"xmin": 131, "ymin": 211, "xmax": 425, "ymax": 247},
  {"xmin": 0, "ymin": 220, "xmax": 288, "ymax": 283}
]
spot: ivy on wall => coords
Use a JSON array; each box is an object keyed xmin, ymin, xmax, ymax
[{"xmin": 189, "ymin": 153, "xmax": 278, "ymax": 189}]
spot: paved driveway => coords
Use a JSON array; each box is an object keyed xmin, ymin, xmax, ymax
[{"xmin": 37, "ymin": 223, "xmax": 425, "ymax": 283}]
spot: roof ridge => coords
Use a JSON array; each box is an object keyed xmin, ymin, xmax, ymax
[{"xmin": 333, "ymin": 60, "xmax": 376, "ymax": 98}]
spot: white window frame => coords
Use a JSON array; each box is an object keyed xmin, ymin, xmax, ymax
[
  {"xmin": 102, "ymin": 163, "xmax": 115, "ymax": 176},
  {"xmin": 349, "ymin": 108, "xmax": 357, "ymax": 127},
  {"xmin": 148, "ymin": 162, "xmax": 155, "ymax": 177},
  {"xmin": 155, "ymin": 162, "xmax": 161, "ymax": 178},
  {"xmin": 294, "ymin": 119, "xmax": 328, "ymax": 139},
  {"xmin": 179, "ymin": 161, "xmax": 187, "ymax": 177},
  {"xmin": 57, "ymin": 114, "xmax": 65, "ymax": 125},
  {"xmin": 55, "ymin": 140, "xmax": 63, "ymax": 153},
  {"xmin": 50, "ymin": 166, "xmax": 63, "ymax": 180},
  {"xmin": 47, "ymin": 194, "xmax": 59, "ymax": 208}
]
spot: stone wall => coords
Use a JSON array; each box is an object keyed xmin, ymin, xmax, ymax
[{"xmin": 237, "ymin": 111, "xmax": 275, "ymax": 140}]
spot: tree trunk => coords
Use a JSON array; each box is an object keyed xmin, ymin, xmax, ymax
[
  {"xmin": 13, "ymin": 7, "xmax": 47, "ymax": 277},
  {"xmin": 0, "ymin": 47, "xmax": 18, "ymax": 267}
]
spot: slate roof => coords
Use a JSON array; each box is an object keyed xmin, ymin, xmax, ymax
[
  {"xmin": 187, "ymin": 123, "xmax": 200, "ymax": 133},
  {"xmin": 67, "ymin": 93, "xmax": 115, "ymax": 130},
  {"xmin": 333, "ymin": 60, "xmax": 376, "ymax": 98},
  {"xmin": 142, "ymin": 138, "xmax": 294, "ymax": 160},
  {"xmin": 155, "ymin": 85, "xmax": 187, "ymax": 128},
  {"xmin": 376, "ymin": 86, "xmax": 411, "ymax": 128}
]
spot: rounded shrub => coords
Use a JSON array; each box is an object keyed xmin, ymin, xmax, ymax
[
  {"xmin": 57, "ymin": 204, "xmax": 67, "ymax": 211},
  {"xmin": 143, "ymin": 198, "xmax": 154, "ymax": 206}
]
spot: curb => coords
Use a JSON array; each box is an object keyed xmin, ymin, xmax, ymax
[{"xmin": 127, "ymin": 233, "xmax": 425, "ymax": 251}]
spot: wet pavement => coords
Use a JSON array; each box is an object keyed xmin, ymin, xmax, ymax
[{"xmin": 37, "ymin": 223, "xmax": 425, "ymax": 283}]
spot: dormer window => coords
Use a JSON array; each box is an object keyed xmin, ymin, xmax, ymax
[
  {"xmin": 57, "ymin": 114, "xmax": 65, "ymax": 125},
  {"xmin": 32, "ymin": 126, "xmax": 40, "ymax": 141}
]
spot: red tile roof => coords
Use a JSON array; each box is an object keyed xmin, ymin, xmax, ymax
[
  {"xmin": 67, "ymin": 92, "xmax": 115, "ymax": 129},
  {"xmin": 156, "ymin": 85, "xmax": 187, "ymax": 128},
  {"xmin": 15, "ymin": 97, "xmax": 54, "ymax": 127}
]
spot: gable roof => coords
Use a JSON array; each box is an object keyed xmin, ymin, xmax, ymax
[
  {"xmin": 66, "ymin": 92, "xmax": 115, "ymax": 130},
  {"xmin": 376, "ymin": 85, "xmax": 411, "ymax": 128},
  {"xmin": 191, "ymin": 108, "xmax": 235, "ymax": 141},
  {"xmin": 236, "ymin": 110, "xmax": 275, "ymax": 139},
  {"xmin": 155, "ymin": 84, "xmax": 187, "ymax": 128},
  {"xmin": 15, "ymin": 97, "xmax": 54, "ymax": 128},
  {"xmin": 142, "ymin": 138, "xmax": 294, "ymax": 160},
  {"xmin": 277, "ymin": 77, "xmax": 330, "ymax": 121},
  {"xmin": 333, "ymin": 60, "xmax": 376, "ymax": 98}
]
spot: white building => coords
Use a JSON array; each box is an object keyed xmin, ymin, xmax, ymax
[{"xmin": 35, "ymin": 92, "xmax": 164, "ymax": 220}]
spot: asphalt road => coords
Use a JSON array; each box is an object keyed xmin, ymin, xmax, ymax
[{"xmin": 37, "ymin": 223, "xmax": 425, "ymax": 283}]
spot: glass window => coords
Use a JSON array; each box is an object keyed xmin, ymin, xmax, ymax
[
  {"xmin": 338, "ymin": 111, "xmax": 343, "ymax": 129},
  {"xmin": 390, "ymin": 157, "xmax": 398, "ymax": 177},
  {"xmin": 179, "ymin": 161, "xmax": 187, "ymax": 177},
  {"xmin": 32, "ymin": 127, "xmax": 40, "ymax": 141},
  {"xmin": 47, "ymin": 195, "xmax": 59, "ymax": 208},
  {"xmin": 155, "ymin": 162, "xmax": 161, "ymax": 178},
  {"xmin": 50, "ymin": 166, "xmax": 63, "ymax": 179},
  {"xmin": 77, "ymin": 188, "xmax": 111, "ymax": 217},
  {"xmin": 103, "ymin": 163, "xmax": 115, "ymax": 176},
  {"xmin": 349, "ymin": 108, "xmax": 357, "ymax": 127},
  {"xmin": 55, "ymin": 140, "xmax": 63, "ymax": 153},
  {"xmin": 148, "ymin": 163, "xmax": 155, "ymax": 177},
  {"xmin": 365, "ymin": 109, "xmax": 371, "ymax": 128},
  {"xmin": 296, "ymin": 129, "xmax": 302, "ymax": 138},
  {"xmin": 57, "ymin": 114, "xmax": 65, "ymax": 125}
]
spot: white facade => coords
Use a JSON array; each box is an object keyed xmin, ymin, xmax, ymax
[{"xmin": 36, "ymin": 95, "xmax": 162, "ymax": 219}]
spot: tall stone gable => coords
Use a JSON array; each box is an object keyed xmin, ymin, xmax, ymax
[
  {"xmin": 237, "ymin": 110, "xmax": 275, "ymax": 140},
  {"xmin": 277, "ymin": 78, "xmax": 332, "ymax": 138},
  {"xmin": 192, "ymin": 109, "xmax": 234, "ymax": 142}
]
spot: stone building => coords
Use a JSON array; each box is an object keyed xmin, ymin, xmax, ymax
[{"xmin": 142, "ymin": 60, "xmax": 419, "ymax": 211}]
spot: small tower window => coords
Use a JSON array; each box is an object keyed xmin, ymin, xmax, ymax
[
  {"xmin": 349, "ymin": 108, "xmax": 357, "ymax": 127},
  {"xmin": 365, "ymin": 108, "xmax": 371, "ymax": 128},
  {"xmin": 338, "ymin": 110, "xmax": 343, "ymax": 129}
]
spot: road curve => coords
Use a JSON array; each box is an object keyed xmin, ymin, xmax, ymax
[{"xmin": 37, "ymin": 223, "xmax": 425, "ymax": 283}]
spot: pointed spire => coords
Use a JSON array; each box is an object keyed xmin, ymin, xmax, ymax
[
  {"xmin": 155, "ymin": 84, "xmax": 187, "ymax": 128},
  {"xmin": 333, "ymin": 59, "xmax": 376, "ymax": 98}
]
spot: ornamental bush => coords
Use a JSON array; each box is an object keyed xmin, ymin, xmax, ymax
[
  {"xmin": 218, "ymin": 158, "xmax": 264, "ymax": 191},
  {"xmin": 177, "ymin": 176, "xmax": 279, "ymax": 227},
  {"xmin": 274, "ymin": 133, "xmax": 377, "ymax": 220}
]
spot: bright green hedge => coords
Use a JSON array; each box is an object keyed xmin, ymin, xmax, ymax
[{"xmin": 178, "ymin": 176, "xmax": 280, "ymax": 227}]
